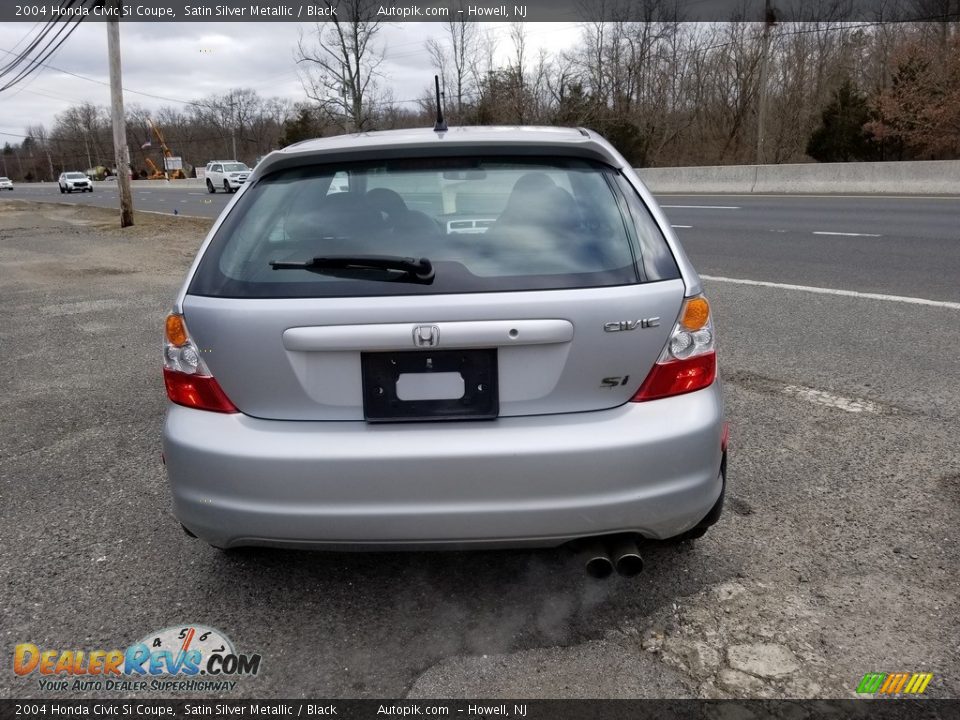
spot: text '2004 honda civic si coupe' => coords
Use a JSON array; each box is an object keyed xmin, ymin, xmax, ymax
[{"xmin": 161, "ymin": 126, "xmax": 727, "ymax": 572}]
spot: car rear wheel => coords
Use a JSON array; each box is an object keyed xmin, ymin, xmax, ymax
[{"xmin": 206, "ymin": 179, "xmax": 215, "ymax": 194}]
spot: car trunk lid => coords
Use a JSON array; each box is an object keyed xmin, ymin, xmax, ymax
[{"xmin": 181, "ymin": 281, "xmax": 684, "ymax": 421}]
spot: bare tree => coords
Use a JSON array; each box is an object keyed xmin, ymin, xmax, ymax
[
  {"xmin": 426, "ymin": 15, "xmax": 480, "ymax": 121},
  {"xmin": 52, "ymin": 102, "xmax": 110, "ymax": 170},
  {"xmin": 25, "ymin": 123, "xmax": 55, "ymax": 180},
  {"xmin": 869, "ymin": 31, "xmax": 960, "ymax": 157},
  {"xmin": 508, "ymin": 22, "xmax": 528, "ymax": 122},
  {"xmin": 447, "ymin": 17, "xmax": 479, "ymax": 116},
  {"xmin": 295, "ymin": 0, "xmax": 386, "ymax": 132}
]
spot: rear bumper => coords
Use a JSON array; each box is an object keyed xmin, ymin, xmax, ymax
[{"xmin": 163, "ymin": 383, "xmax": 725, "ymax": 549}]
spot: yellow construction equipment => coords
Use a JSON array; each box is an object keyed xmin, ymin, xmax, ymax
[{"xmin": 145, "ymin": 118, "xmax": 187, "ymax": 180}]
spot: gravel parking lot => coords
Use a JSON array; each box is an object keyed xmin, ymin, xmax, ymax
[{"xmin": 1, "ymin": 199, "xmax": 957, "ymax": 700}]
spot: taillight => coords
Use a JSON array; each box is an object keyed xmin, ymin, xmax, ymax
[
  {"xmin": 631, "ymin": 294, "xmax": 717, "ymax": 402},
  {"xmin": 163, "ymin": 313, "xmax": 238, "ymax": 413}
]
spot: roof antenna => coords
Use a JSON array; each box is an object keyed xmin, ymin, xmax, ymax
[{"xmin": 433, "ymin": 75, "xmax": 447, "ymax": 132}]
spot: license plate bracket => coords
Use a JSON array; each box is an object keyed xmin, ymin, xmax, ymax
[{"xmin": 361, "ymin": 349, "xmax": 498, "ymax": 422}]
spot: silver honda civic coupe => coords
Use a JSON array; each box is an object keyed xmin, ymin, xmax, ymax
[{"xmin": 162, "ymin": 126, "xmax": 727, "ymax": 559}]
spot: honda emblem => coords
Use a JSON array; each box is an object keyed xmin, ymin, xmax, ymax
[{"xmin": 413, "ymin": 325, "xmax": 440, "ymax": 347}]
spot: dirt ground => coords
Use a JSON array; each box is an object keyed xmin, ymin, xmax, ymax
[
  {"xmin": 0, "ymin": 201, "xmax": 209, "ymax": 282},
  {"xmin": 1, "ymin": 199, "xmax": 958, "ymax": 701}
]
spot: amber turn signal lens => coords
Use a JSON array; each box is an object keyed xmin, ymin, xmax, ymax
[
  {"xmin": 680, "ymin": 297, "xmax": 710, "ymax": 330},
  {"xmin": 165, "ymin": 314, "xmax": 189, "ymax": 347}
]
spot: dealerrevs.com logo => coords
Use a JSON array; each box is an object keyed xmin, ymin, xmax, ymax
[{"xmin": 13, "ymin": 625, "xmax": 262, "ymax": 692}]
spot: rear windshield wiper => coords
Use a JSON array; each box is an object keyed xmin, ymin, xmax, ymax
[{"xmin": 270, "ymin": 255, "xmax": 434, "ymax": 283}]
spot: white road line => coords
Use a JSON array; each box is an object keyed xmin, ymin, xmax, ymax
[
  {"xmin": 813, "ymin": 231, "xmax": 882, "ymax": 237},
  {"xmin": 783, "ymin": 385, "xmax": 879, "ymax": 414},
  {"xmin": 660, "ymin": 204, "xmax": 740, "ymax": 210},
  {"xmin": 671, "ymin": 224, "xmax": 692, "ymax": 229},
  {"xmin": 700, "ymin": 275, "xmax": 960, "ymax": 310}
]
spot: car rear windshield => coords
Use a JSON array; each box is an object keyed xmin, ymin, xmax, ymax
[{"xmin": 189, "ymin": 156, "xmax": 680, "ymax": 298}]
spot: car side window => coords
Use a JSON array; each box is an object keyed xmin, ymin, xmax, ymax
[
  {"xmin": 613, "ymin": 175, "xmax": 681, "ymax": 282},
  {"xmin": 327, "ymin": 171, "xmax": 348, "ymax": 195},
  {"xmin": 212, "ymin": 165, "xmax": 222, "ymax": 173}
]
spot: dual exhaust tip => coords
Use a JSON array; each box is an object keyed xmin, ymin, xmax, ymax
[{"xmin": 581, "ymin": 535, "xmax": 644, "ymax": 579}]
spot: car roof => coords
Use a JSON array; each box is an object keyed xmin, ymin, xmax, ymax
[
  {"xmin": 286, "ymin": 125, "xmax": 589, "ymax": 151},
  {"xmin": 254, "ymin": 126, "xmax": 627, "ymax": 178}
]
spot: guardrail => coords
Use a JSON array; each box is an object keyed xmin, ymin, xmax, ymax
[{"xmin": 636, "ymin": 160, "xmax": 960, "ymax": 195}]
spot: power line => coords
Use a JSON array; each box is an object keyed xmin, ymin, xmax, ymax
[
  {"xmin": 0, "ymin": 2, "xmax": 89, "ymax": 91},
  {"xmin": 0, "ymin": 43, "xmax": 203, "ymax": 106},
  {"xmin": 0, "ymin": 13, "xmax": 74, "ymax": 78}
]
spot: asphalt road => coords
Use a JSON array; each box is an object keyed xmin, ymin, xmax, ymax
[
  {"xmin": 660, "ymin": 194, "xmax": 960, "ymax": 303},
  {"xmin": 8, "ymin": 182, "xmax": 230, "ymax": 217},
  {"xmin": 8, "ymin": 183, "xmax": 960, "ymax": 302},
  {"xmin": 1, "ymin": 196, "xmax": 958, "ymax": 701}
]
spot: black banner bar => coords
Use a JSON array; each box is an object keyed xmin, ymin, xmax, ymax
[
  {"xmin": 2, "ymin": 700, "xmax": 959, "ymax": 720},
  {"xmin": 2, "ymin": 0, "xmax": 959, "ymax": 23}
]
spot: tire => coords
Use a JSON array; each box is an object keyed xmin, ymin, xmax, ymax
[
  {"xmin": 59, "ymin": 186, "xmax": 65, "ymax": 194},
  {"xmin": 206, "ymin": 179, "xmax": 215, "ymax": 194},
  {"xmin": 88, "ymin": 188, "xmax": 93, "ymax": 193},
  {"xmin": 223, "ymin": 180, "xmax": 231, "ymax": 193}
]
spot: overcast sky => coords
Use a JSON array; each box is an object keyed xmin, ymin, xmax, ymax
[{"xmin": 0, "ymin": 22, "xmax": 581, "ymax": 142}]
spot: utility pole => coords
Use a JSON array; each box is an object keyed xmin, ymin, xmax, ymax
[
  {"xmin": 107, "ymin": 9, "xmax": 133, "ymax": 227},
  {"xmin": 755, "ymin": 0, "xmax": 775, "ymax": 166}
]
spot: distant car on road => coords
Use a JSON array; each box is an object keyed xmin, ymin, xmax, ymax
[
  {"xmin": 205, "ymin": 161, "xmax": 250, "ymax": 194},
  {"xmin": 59, "ymin": 172, "xmax": 92, "ymax": 193},
  {"xmin": 0, "ymin": 177, "xmax": 12, "ymax": 191}
]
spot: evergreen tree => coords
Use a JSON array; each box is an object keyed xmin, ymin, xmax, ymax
[{"xmin": 806, "ymin": 80, "xmax": 879, "ymax": 162}]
